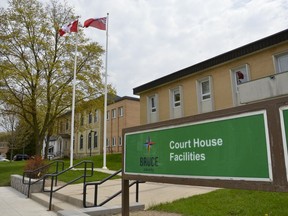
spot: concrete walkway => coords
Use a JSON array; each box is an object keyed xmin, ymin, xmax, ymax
[
  {"xmin": 57, "ymin": 178, "xmax": 218, "ymax": 209},
  {"xmin": 2, "ymin": 168, "xmax": 219, "ymax": 215},
  {"xmin": 0, "ymin": 187, "xmax": 57, "ymax": 216}
]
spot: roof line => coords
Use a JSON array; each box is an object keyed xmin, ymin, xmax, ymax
[{"xmin": 133, "ymin": 28, "xmax": 288, "ymax": 95}]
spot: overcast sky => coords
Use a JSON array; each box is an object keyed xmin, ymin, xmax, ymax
[{"xmin": 3, "ymin": 0, "xmax": 288, "ymax": 97}]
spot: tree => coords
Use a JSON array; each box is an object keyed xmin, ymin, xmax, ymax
[
  {"xmin": 0, "ymin": 104, "xmax": 18, "ymax": 160},
  {"xmin": 0, "ymin": 0, "xmax": 114, "ymax": 155}
]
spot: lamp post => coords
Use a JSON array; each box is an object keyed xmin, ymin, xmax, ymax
[{"xmin": 88, "ymin": 131, "xmax": 92, "ymax": 157}]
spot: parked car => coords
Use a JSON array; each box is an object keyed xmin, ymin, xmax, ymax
[
  {"xmin": 0, "ymin": 155, "xmax": 9, "ymax": 162},
  {"xmin": 13, "ymin": 154, "xmax": 29, "ymax": 161},
  {"xmin": 47, "ymin": 154, "xmax": 55, "ymax": 160}
]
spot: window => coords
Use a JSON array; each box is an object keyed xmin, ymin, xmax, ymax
[
  {"xmin": 88, "ymin": 112, "xmax": 92, "ymax": 124},
  {"xmin": 147, "ymin": 94, "xmax": 158, "ymax": 123},
  {"xmin": 112, "ymin": 137, "xmax": 116, "ymax": 146},
  {"xmin": 60, "ymin": 122, "xmax": 64, "ymax": 133},
  {"xmin": 231, "ymin": 64, "xmax": 250, "ymax": 106},
  {"xmin": 232, "ymin": 65, "xmax": 249, "ymax": 85},
  {"xmin": 88, "ymin": 132, "xmax": 92, "ymax": 149},
  {"xmin": 200, "ymin": 79, "xmax": 211, "ymax": 101},
  {"xmin": 149, "ymin": 95, "xmax": 157, "ymax": 113},
  {"xmin": 106, "ymin": 138, "xmax": 110, "ymax": 147},
  {"xmin": 170, "ymin": 87, "xmax": 183, "ymax": 119},
  {"xmin": 80, "ymin": 114, "xmax": 84, "ymax": 126},
  {"xmin": 118, "ymin": 107, "xmax": 123, "ymax": 117},
  {"xmin": 275, "ymin": 52, "xmax": 288, "ymax": 73},
  {"xmin": 118, "ymin": 136, "xmax": 122, "ymax": 146},
  {"xmin": 93, "ymin": 131, "xmax": 98, "ymax": 148},
  {"xmin": 106, "ymin": 111, "xmax": 110, "ymax": 120},
  {"xmin": 197, "ymin": 77, "xmax": 213, "ymax": 113},
  {"xmin": 80, "ymin": 135, "xmax": 83, "ymax": 150},
  {"xmin": 65, "ymin": 119, "xmax": 69, "ymax": 130},
  {"xmin": 112, "ymin": 109, "xmax": 116, "ymax": 119},
  {"xmin": 94, "ymin": 109, "xmax": 98, "ymax": 123},
  {"xmin": 172, "ymin": 88, "xmax": 181, "ymax": 107}
]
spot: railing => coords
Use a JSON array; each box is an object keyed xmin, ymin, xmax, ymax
[
  {"xmin": 22, "ymin": 160, "xmax": 65, "ymax": 198},
  {"xmin": 83, "ymin": 169, "xmax": 144, "ymax": 208},
  {"xmin": 238, "ymin": 71, "xmax": 288, "ymax": 104},
  {"xmin": 43, "ymin": 160, "xmax": 94, "ymax": 210}
]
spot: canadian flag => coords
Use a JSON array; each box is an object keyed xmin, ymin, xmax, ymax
[{"xmin": 59, "ymin": 19, "xmax": 78, "ymax": 36}]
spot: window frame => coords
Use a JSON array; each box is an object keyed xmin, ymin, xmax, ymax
[
  {"xmin": 88, "ymin": 112, "xmax": 92, "ymax": 124},
  {"xmin": 112, "ymin": 137, "xmax": 116, "ymax": 146},
  {"xmin": 199, "ymin": 78, "xmax": 211, "ymax": 101},
  {"xmin": 118, "ymin": 136, "xmax": 122, "ymax": 146},
  {"xmin": 80, "ymin": 114, "xmax": 84, "ymax": 126},
  {"xmin": 172, "ymin": 88, "xmax": 181, "ymax": 108},
  {"xmin": 93, "ymin": 131, "xmax": 98, "ymax": 148},
  {"xmin": 149, "ymin": 95, "xmax": 157, "ymax": 113},
  {"xmin": 112, "ymin": 108, "xmax": 116, "ymax": 119},
  {"xmin": 118, "ymin": 107, "xmax": 124, "ymax": 117},
  {"xmin": 274, "ymin": 51, "xmax": 288, "ymax": 74},
  {"xmin": 147, "ymin": 94, "xmax": 159, "ymax": 123},
  {"xmin": 230, "ymin": 64, "xmax": 250, "ymax": 106},
  {"xmin": 94, "ymin": 109, "xmax": 98, "ymax": 123},
  {"xmin": 65, "ymin": 119, "xmax": 69, "ymax": 130},
  {"xmin": 79, "ymin": 135, "xmax": 83, "ymax": 150}
]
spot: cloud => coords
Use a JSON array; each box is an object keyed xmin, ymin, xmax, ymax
[{"xmin": 4, "ymin": 0, "xmax": 288, "ymax": 97}]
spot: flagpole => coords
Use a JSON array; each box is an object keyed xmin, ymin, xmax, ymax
[
  {"xmin": 70, "ymin": 31, "xmax": 78, "ymax": 168},
  {"xmin": 102, "ymin": 13, "xmax": 109, "ymax": 170}
]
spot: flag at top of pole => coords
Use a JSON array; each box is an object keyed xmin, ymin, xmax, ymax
[
  {"xmin": 84, "ymin": 14, "xmax": 109, "ymax": 170},
  {"xmin": 58, "ymin": 18, "xmax": 79, "ymax": 168},
  {"xmin": 59, "ymin": 19, "xmax": 79, "ymax": 36},
  {"xmin": 84, "ymin": 17, "xmax": 107, "ymax": 31}
]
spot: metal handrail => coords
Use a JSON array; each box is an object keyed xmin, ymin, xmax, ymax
[
  {"xmin": 83, "ymin": 169, "xmax": 145, "ymax": 208},
  {"xmin": 42, "ymin": 160, "xmax": 94, "ymax": 210},
  {"xmin": 22, "ymin": 160, "xmax": 65, "ymax": 198}
]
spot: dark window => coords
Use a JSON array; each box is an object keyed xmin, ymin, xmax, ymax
[{"xmin": 80, "ymin": 135, "xmax": 83, "ymax": 149}]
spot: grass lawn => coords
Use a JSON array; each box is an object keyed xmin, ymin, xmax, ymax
[
  {"xmin": 0, "ymin": 160, "xmax": 26, "ymax": 186},
  {"xmin": 149, "ymin": 188, "xmax": 288, "ymax": 216},
  {"xmin": 2, "ymin": 153, "xmax": 288, "ymax": 215},
  {"xmin": 0, "ymin": 153, "xmax": 122, "ymax": 186}
]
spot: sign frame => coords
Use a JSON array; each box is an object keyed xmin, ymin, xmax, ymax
[
  {"xmin": 279, "ymin": 106, "xmax": 288, "ymax": 181},
  {"xmin": 124, "ymin": 110, "xmax": 272, "ymax": 182},
  {"xmin": 122, "ymin": 96, "xmax": 288, "ymax": 216}
]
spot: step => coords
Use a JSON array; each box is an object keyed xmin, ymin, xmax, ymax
[
  {"xmin": 31, "ymin": 192, "xmax": 81, "ymax": 212},
  {"xmin": 31, "ymin": 192, "xmax": 144, "ymax": 216},
  {"xmin": 58, "ymin": 203, "xmax": 145, "ymax": 216},
  {"xmin": 53, "ymin": 190, "xmax": 93, "ymax": 208}
]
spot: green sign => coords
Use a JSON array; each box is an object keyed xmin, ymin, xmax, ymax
[
  {"xmin": 124, "ymin": 111, "xmax": 272, "ymax": 181},
  {"xmin": 280, "ymin": 107, "xmax": 288, "ymax": 181}
]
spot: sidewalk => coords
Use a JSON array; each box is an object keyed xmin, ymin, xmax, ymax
[
  {"xmin": 81, "ymin": 168, "xmax": 218, "ymax": 209},
  {"xmin": 1, "ymin": 168, "xmax": 219, "ymax": 216},
  {"xmin": 58, "ymin": 178, "xmax": 218, "ymax": 209},
  {"xmin": 0, "ymin": 187, "xmax": 57, "ymax": 216}
]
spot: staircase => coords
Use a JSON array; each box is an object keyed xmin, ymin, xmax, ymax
[
  {"xmin": 15, "ymin": 160, "xmax": 144, "ymax": 216},
  {"xmin": 30, "ymin": 180, "xmax": 144, "ymax": 216}
]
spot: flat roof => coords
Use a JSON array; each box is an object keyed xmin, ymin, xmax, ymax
[{"xmin": 133, "ymin": 28, "xmax": 288, "ymax": 95}]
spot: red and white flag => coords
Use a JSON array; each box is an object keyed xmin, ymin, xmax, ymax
[
  {"xmin": 84, "ymin": 17, "xmax": 106, "ymax": 31},
  {"xmin": 59, "ymin": 19, "xmax": 79, "ymax": 36}
]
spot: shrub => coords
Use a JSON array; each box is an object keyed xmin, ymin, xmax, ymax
[{"xmin": 24, "ymin": 156, "xmax": 48, "ymax": 179}]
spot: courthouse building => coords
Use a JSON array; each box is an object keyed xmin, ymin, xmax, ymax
[{"xmin": 133, "ymin": 29, "xmax": 288, "ymax": 124}]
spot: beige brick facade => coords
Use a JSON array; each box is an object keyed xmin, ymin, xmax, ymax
[
  {"xmin": 134, "ymin": 30, "xmax": 288, "ymax": 124},
  {"xmin": 55, "ymin": 96, "xmax": 140, "ymax": 158},
  {"xmin": 106, "ymin": 97, "xmax": 140, "ymax": 153}
]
